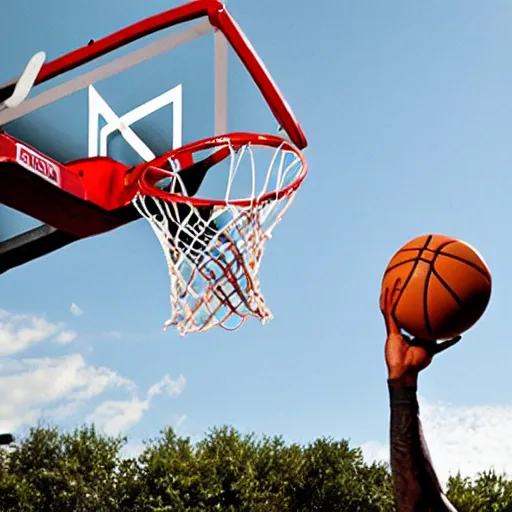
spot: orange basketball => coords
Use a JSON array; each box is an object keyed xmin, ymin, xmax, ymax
[{"xmin": 382, "ymin": 234, "xmax": 492, "ymax": 340}]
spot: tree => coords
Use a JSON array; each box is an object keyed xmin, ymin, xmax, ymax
[
  {"xmin": 136, "ymin": 426, "xmax": 302, "ymax": 511},
  {"xmin": 0, "ymin": 424, "xmax": 127, "ymax": 512},
  {"xmin": 1, "ymin": 423, "xmax": 512, "ymax": 511},
  {"xmin": 290, "ymin": 438, "xmax": 394, "ymax": 512},
  {"xmin": 137, "ymin": 426, "xmax": 394, "ymax": 511},
  {"xmin": 446, "ymin": 470, "xmax": 512, "ymax": 512}
]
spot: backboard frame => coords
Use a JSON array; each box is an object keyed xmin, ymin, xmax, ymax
[{"xmin": 0, "ymin": 0, "xmax": 307, "ymax": 274}]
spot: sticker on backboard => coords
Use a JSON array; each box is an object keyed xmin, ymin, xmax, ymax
[
  {"xmin": 87, "ymin": 84, "xmax": 183, "ymax": 162},
  {"xmin": 16, "ymin": 143, "xmax": 61, "ymax": 186}
]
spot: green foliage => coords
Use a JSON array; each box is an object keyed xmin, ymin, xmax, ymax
[
  {"xmin": 0, "ymin": 423, "xmax": 511, "ymax": 511},
  {"xmin": 446, "ymin": 470, "xmax": 512, "ymax": 512},
  {"xmin": 290, "ymin": 438, "xmax": 394, "ymax": 512},
  {"xmin": 0, "ymin": 424, "xmax": 126, "ymax": 512},
  {"xmin": 135, "ymin": 426, "xmax": 394, "ymax": 512}
]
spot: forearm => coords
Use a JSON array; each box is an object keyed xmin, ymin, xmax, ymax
[{"xmin": 389, "ymin": 382, "xmax": 456, "ymax": 512}]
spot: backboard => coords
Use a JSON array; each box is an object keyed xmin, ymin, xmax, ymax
[{"xmin": 0, "ymin": 0, "xmax": 307, "ymax": 274}]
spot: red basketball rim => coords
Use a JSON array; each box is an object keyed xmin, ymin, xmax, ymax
[{"xmin": 133, "ymin": 132, "xmax": 307, "ymax": 208}]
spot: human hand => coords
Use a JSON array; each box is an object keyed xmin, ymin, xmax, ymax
[{"xmin": 380, "ymin": 278, "xmax": 461, "ymax": 387}]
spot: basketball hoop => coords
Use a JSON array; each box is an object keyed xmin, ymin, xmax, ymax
[{"xmin": 130, "ymin": 132, "xmax": 307, "ymax": 335}]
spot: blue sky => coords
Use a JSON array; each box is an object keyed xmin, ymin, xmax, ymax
[{"xmin": 3, "ymin": 0, "xmax": 512, "ymax": 480}]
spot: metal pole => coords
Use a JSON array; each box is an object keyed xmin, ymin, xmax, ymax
[{"xmin": 0, "ymin": 433, "xmax": 14, "ymax": 445}]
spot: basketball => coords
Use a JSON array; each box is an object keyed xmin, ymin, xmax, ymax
[{"xmin": 382, "ymin": 234, "xmax": 492, "ymax": 340}]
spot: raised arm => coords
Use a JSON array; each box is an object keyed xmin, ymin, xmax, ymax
[
  {"xmin": 389, "ymin": 381, "xmax": 456, "ymax": 511},
  {"xmin": 381, "ymin": 279, "xmax": 458, "ymax": 512}
]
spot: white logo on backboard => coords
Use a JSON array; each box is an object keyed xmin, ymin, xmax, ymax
[{"xmin": 87, "ymin": 84, "xmax": 183, "ymax": 161}]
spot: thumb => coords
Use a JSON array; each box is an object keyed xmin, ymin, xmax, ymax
[{"xmin": 433, "ymin": 335, "xmax": 462, "ymax": 354}]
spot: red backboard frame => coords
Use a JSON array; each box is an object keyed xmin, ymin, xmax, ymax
[
  {"xmin": 0, "ymin": 0, "xmax": 306, "ymax": 149},
  {"xmin": 0, "ymin": 0, "xmax": 307, "ymax": 273}
]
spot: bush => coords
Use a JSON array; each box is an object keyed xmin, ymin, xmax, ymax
[{"xmin": 0, "ymin": 424, "xmax": 510, "ymax": 511}]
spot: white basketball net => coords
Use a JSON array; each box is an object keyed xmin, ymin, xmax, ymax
[{"xmin": 132, "ymin": 139, "xmax": 304, "ymax": 335}]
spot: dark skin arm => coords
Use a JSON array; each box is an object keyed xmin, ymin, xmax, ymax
[{"xmin": 381, "ymin": 278, "xmax": 459, "ymax": 512}]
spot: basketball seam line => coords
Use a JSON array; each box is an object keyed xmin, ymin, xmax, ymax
[
  {"xmin": 384, "ymin": 257, "xmax": 421, "ymax": 274},
  {"xmin": 385, "ymin": 256, "xmax": 446, "ymax": 274},
  {"xmin": 391, "ymin": 235, "xmax": 432, "ymax": 329},
  {"xmin": 430, "ymin": 267, "xmax": 465, "ymax": 309},
  {"xmin": 397, "ymin": 247, "xmax": 490, "ymax": 283},
  {"xmin": 396, "ymin": 247, "xmax": 446, "ymax": 253},
  {"xmin": 435, "ymin": 251, "xmax": 491, "ymax": 283},
  {"xmin": 423, "ymin": 240, "xmax": 456, "ymax": 339}
]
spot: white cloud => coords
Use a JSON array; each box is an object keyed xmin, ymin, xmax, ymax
[
  {"xmin": 172, "ymin": 413, "xmax": 187, "ymax": 431},
  {"xmin": 0, "ymin": 308, "xmax": 186, "ymax": 441},
  {"xmin": 103, "ymin": 331, "xmax": 122, "ymax": 339},
  {"xmin": 89, "ymin": 398, "xmax": 149, "ymax": 436},
  {"xmin": 360, "ymin": 440, "xmax": 388, "ymax": 465},
  {"xmin": 0, "ymin": 310, "xmax": 60, "ymax": 355},
  {"xmin": 55, "ymin": 330, "xmax": 77, "ymax": 344},
  {"xmin": 69, "ymin": 303, "xmax": 84, "ymax": 317},
  {"xmin": 46, "ymin": 402, "xmax": 81, "ymax": 421},
  {"xmin": 0, "ymin": 309, "xmax": 79, "ymax": 354},
  {"xmin": 88, "ymin": 374, "xmax": 186, "ymax": 436},
  {"xmin": 122, "ymin": 441, "xmax": 146, "ymax": 459},
  {"xmin": 0, "ymin": 354, "xmax": 134, "ymax": 433},
  {"xmin": 147, "ymin": 374, "xmax": 186, "ymax": 399},
  {"xmin": 361, "ymin": 396, "xmax": 512, "ymax": 483}
]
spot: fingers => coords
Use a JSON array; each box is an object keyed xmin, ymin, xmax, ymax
[
  {"xmin": 381, "ymin": 278, "xmax": 401, "ymax": 335},
  {"xmin": 380, "ymin": 287, "xmax": 388, "ymax": 313},
  {"xmin": 381, "ymin": 278, "xmax": 401, "ymax": 314},
  {"xmin": 433, "ymin": 335, "xmax": 462, "ymax": 354},
  {"xmin": 407, "ymin": 335, "xmax": 462, "ymax": 355},
  {"xmin": 390, "ymin": 278, "xmax": 402, "ymax": 305},
  {"xmin": 406, "ymin": 337, "xmax": 432, "ymax": 350}
]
